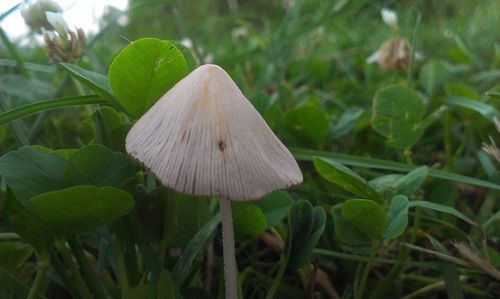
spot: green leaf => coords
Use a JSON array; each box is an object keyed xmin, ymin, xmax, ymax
[
  {"xmin": 109, "ymin": 38, "xmax": 189, "ymax": 118},
  {"xmin": 168, "ymin": 194, "xmax": 210, "ymax": 247},
  {"xmin": 341, "ymin": 199, "xmax": 388, "ymax": 240},
  {"xmin": 393, "ymin": 166, "xmax": 428, "ymax": 196},
  {"xmin": 124, "ymin": 285, "xmax": 155, "ymax": 299},
  {"xmin": 0, "ymin": 266, "xmax": 43, "ymax": 299},
  {"xmin": 289, "ymin": 200, "xmax": 314, "ymax": 246},
  {"xmin": 383, "ymin": 195, "xmax": 409, "ymax": 239},
  {"xmin": 289, "ymin": 206, "xmax": 326, "ymax": 268},
  {"xmin": 31, "ymin": 185, "xmax": 134, "ymax": 239},
  {"xmin": 330, "ymin": 107, "xmax": 364, "ymax": 139},
  {"xmin": 419, "ymin": 60, "xmax": 451, "ymax": 96},
  {"xmin": 232, "ymin": 203, "xmax": 267, "ymax": 239},
  {"xmin": 169, "ymin": 40, "xmax": 198, "ymax": 71},
  {"xmin": 59, "ymin": 63, "xmax": 124, "ymax": 111},
  {"xmin": 0, "ymin": 146, "xmax": 66, "ymax": 200},
  {"xmin": 0, "ymin": 242, "xmax": 33, "ymax": 273},
  {"xmin": 172, "ymin": 213, "xmax": 221, "ymax": 287},
  {"xmin": 408, "ymin": 201, "xmax": 476, "ymax": 226},
  {"xmin": 4, "ymin": 191, "xmax": 52, "ymax": 252},
  {"xmin": 0, "ymin": 95, "xmax": 105, "ymax": 126},
  {"xmin": 292, "ymin": 148, "xmax": 500, "ymax": 191},
  {"xmin": 284, "ymin": 102, "xmax": 330, "ymax": 147},
  {"xmin": 483, "ymin": 210, "xmax": 500, "ymax": 236},
  {"xmin": 314, "ymin": 157, "xmax": 383, "ymax": 203},
  {"xmin": 369, "ymin": 174, "xmax": 402, "ymax": 197},
  {"xmin": 444, "ymin": 82, "xmax": 478, "ymax": 99},
  {"xmin": 254, "ymin": 192, "xmax": 293, "ymax": 228},
  {"xmin": 446, "ymin": 96, "xmax": 500, "ymax": 122},
  {"xmin": 63, "ymin": 144, "xmax": 136, "ymax": 189},
  {"xmin": 0, "ymin": 74, "xmax": 51, "ymax": 102},
  {"xmin": 371, "ymin": 84, "xmax": 426, "ymax": 148},
  {"xmin": 157, "ymin": 270, "xmax": 176, "ymax": 299},
  {"xmin": 442, "ymin": 263, "xmax": 464, "ymax": 299},
  {"xmin": 486, "ymin": 90, "xmax": 500, "ymax": 99},
  {"xmin": 331, "ymin": 205, "xmax": 369, "ymax": 245}
]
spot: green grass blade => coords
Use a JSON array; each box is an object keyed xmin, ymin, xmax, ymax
[
  {"xmin": 0, "ymin": 95, "xmax": 106, "ymax": 126},
  {"xmin": 0, "ymin": 27, "xmax": 29, "ymax": 78},
  {"xmin": 171, "ymin": 212, "xmax": 221, "ymax": 287},
  {"xmin": 0, "ymin": 265, "xmax": 47, "ymax": 299},
  {"xmin": 291, "ymin": 148, "xmax": 500, "ymax": 191},
  {"xmin": 0, "ymin": 2, "xmax": 20, "ymax": 21}
]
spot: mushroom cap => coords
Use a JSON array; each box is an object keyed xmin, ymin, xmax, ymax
[{"xmin": 126, "ymin": 64, "xmax": 303, "ymax": 201}]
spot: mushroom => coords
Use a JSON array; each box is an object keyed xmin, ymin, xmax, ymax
[{"xmin": 126, "ymin": 64, "xmax": 302, "ymax": 298}]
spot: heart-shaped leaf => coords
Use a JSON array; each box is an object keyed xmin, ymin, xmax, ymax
[
  {"xmin": 331, "ymin": 205, "xmax": 370, "ymax": 245},
  {"xmin": 284, "ymin": 102, "xmax": 330, "ymax": 147},
  {"xmin": 289, "ymin": 200, "xmax": 314, "ymax": 246},
  {"xmin": 393, "ymin": 166, "xmax": 428, "ymax": 196},
  {"xmin": 383, "ymin": 195, "xmax": 409, "ymax": 239},
  {"xmin": 254, "ymin": 192, "xmax": 293, "ymax": 228},
  {"xmin": 109, "ymin": 38, "xmax": 188, "ymax": 118},
  {"xmin": 0, "ymin": 146, "xmax": 65, "ymax": 200},
  {"xmin": 289, "ymin": 205, "xmax": 326, "ymax": 268},
  {"xmin": 4, "ymin": 191, "xmax": 52, "ymax": 252},
  {"xmin": 31, "ymin": 185, "xmax": 134, "ymax": 239},
  {"xmin": 232, "ymin": 203, "xmax": 267, "ymax": 239},
  {"xmin": 342, "ymin": 199, "xmax": 388, "ymax": 240},
  {"xmin": 371, "ymin": 84, "xmax": 425, "ymax": 148},
  {"xmin": 63, "ymin": 144, "xmax": 136, "ymax": 189}
]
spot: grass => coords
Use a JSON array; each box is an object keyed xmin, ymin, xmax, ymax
[{"xmin": 0, "ymin": 0, "xmax": 499, "ymax": 298}]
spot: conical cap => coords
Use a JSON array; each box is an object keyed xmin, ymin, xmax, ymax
[{"xmin": 126, "ymin": 64, "xmax": 302, "ymax": 201}]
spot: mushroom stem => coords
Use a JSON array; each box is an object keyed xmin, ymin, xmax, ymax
[{"xmin": 219, "ymin": 198, "xmax": 238, "ymax": 299}]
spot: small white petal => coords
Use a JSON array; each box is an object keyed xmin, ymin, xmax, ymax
[
  {"xmin": 366, "ymin": 50, "xmax": 380, "ymax": 64},
  {"xmin": 381, "ymin": 8, "xmax": 398, "ymax": 28},
  {"xmin": 45, "ymin": 11, "xmax": 68, "ymax": 35}
]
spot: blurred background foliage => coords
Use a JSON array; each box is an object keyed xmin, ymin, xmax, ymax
[{"xmin": 0, "ymin": 0, "xmax": 499, "ymax": 298}]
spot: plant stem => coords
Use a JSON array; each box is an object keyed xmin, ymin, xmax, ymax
[
  {"xmin": 405, "ymin": 13, "xmax": 422, "ymax": 87},
  {"xmin": 114, "ymin": 222, "xmax": 130, "ymax": 296},
  {"xmin": 68, "ymin": 237, "xmax": 107, "ymax": 299},
  {"xmin": 220, "ymin": 198, "xmax": 238, "ymax": 299},
  {"xmin": 26, "ymin": 252, "xmax": 49, "ymax": 299},
  {"xmin": 55, "ymin": 240, "xmax": 92, "ymax": 298},
  {"xmin": 50, "ymin": 250, "xmax": 82, "ymax": 299},
  {"xmin": 0, "ymin": 232, "xmax": 20, "ymax": 240},
  {"xmin": 357, "ymin": 240, "xmax": 378, "ymax": 299},
  {"xmin": 370, "ymin": 208, "xmax": 422, "ymax": 299},
  {"xmin": 160, "ymin": 189, "xmax": 176, "ymax": 265},
  {"xmin": 265, "ymin": 249, "xmax": 289, "ymax": 299}
]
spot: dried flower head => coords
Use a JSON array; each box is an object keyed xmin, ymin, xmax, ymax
[
  {"xmin": 20, "ymin": 0, "xmax": 62, "ymax": 33},
  {"xmin": 367, "ymin": 37, "xmax": 414, "ymax": 71},
  {"xmin": 43, "ymin": 26, "xmax": 86, "ymax": 64},
  {"xmin": 482, "ymin": 117, "xmax": 500, "ymax": 163}
]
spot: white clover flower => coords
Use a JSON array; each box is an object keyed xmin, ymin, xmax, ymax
[
  {"xmin": 381, "ymin": 8, "xmax": 398, "ymax": 31},
  {"xmin": 21, "ymin": 0, "xmax": 62, "ymax": 33},
  {"xmin": 45, "ymin": 11, "xmax": 69, "ymax": 37}
]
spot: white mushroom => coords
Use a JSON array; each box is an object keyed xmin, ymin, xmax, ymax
[{"xmin": 126, "ymin": 64, "xmax": 302, "ymax": 298}]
